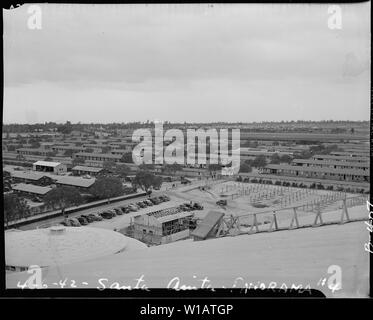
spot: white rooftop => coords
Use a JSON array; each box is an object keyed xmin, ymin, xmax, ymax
[
  {"xmin": 5, "ymin": 227, "xmax": 129, "ymax": 268},
  {"xmin": 33, "ymin": 161, "xmax": 62, "ymax": 167}
]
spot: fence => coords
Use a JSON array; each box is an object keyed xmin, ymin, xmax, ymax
[{"xmin": 221, "ymin": 194, "xmax": 369, "ymax": 236}]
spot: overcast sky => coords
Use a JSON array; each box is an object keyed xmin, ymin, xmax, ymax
[{"xmin": 3, "ymin": 3, "xmax": 370, "ymax": 124}]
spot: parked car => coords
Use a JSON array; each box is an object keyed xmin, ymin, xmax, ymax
[
  {"xmin": 184, "ymin": 203, "xmax": 194, "ymax": 209},
  {"xmin": 193, "ymin": 202, "xmax": 204, "ymax": 210},
  {"xmin": 81, "ymin": 214, "xmax": 96, "ymax": 223},
  {"xmin": 216, "ymin": 199, "xmax": 227, "ymax": 206},
  {"xmin": 179, "ymin": 204, "xmax": 192, "ymax": 211},
  {"xmin": 62, "ymin": 219, "xmax": 73, "ymax": 226},
  {"xmin": 120, "ymin": 206, "xmax": 130, "ymax": 214},
  {"xmin": 144, "ymin": 199, "xmax": 153, "ymax": 206},
  {"xmin": 77, "ymin": 216, "xmax": 89, "ymax": 226},
  {"xmin": 89, "ymin": 213, "xmax": 103, "ymax": 221},
  {"xmin": 69, "ymin": 218, "xmax": 81, "ymax": 227},
  {"xmin": 99, "ymin": 211, "xmax": 113, "ymax": 219},
  {"xmin": 128, "ymin": 204, "xmax": 138, "ymax": 212},
  {"xmin": 114, "ymin": 208, "xmax": 123, "ymax": 215},
  {"xmin": 150, "ymin": 197, "xmax": 161, "ymax": 205},
  {"xmin": 157, "ymin": 196, "xmax": 166, "ymax": 202},
  {"xmin": 136, "ymin": 201, "xmax": 146, "ymax": 208},
  {"xmin": 160, "ymin": 195, "xmax": 170, "ymax": 201},
  {"xmin": 107, "ymin": 209, "xmax": 117, "ymax": 217}
]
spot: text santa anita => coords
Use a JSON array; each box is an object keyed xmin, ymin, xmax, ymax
[{"xmin": 96, "ymin": 275, "xmax": 313, "ymax": 293}]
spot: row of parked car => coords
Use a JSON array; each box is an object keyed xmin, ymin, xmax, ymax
[
  {"xmin": 61, "ymin": 195, "xmax": 171, "ymax": 227},
  {"xmin": 179, "ymin": 202, "xmax": 204, "ymax": 211}
]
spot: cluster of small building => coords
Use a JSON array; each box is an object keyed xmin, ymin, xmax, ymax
[
  {"xmin": 3, "ymin": 127, "xmax": 370, "ymax": 208},
  {"xmin": 5, "ymin": 161, "xmax": 97, "ymax": 201}
]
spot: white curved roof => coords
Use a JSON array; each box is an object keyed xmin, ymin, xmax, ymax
[
  {"xmin": 33, "ymin": 161, "xmax": 62, "ymax": 167},
  {"xmin": 5, "ymin": 227, "xmax": 129, "ymax": 268}
]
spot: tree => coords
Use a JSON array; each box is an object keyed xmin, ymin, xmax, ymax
[
  {"xmin": 239, "ymin": 162, "xmax": 252, "ymax": 173},
  {"xmin": 132, "ymin": 171, "xmax": 160, "ymax": 192},
  {"xmin": 115, "ymin": 164, "xmax": 131, "ymax": 179},
  {"xmin": 120, "ymin": 152, "xmax": 134, "ymax": 163},
  {"xmin": 152, "ymin": 175, "xmax": 163, "ymax": 190},
  {"xmin": 270, "ymin": 153, "xmax": 281, "ymax": 164},
  {"xmin": 89, "ymin": 177, "xmax": 124, "ymax": 200},
  {"xmin": 103, "ymin": 160, "xmax": 117, "ymax": 173},
  {"xmin": 44, "ymin": 186, "xmax": 83, "ymax": 212},
  {"xmin": 251, "ymin": 155, "xmax": 267, "ymax": 168},
  {"xmin": 4, "ymin": 193, "xmax": 30, "ymax": 226},
  {"xmin": 3, "ymin": 171, "xmax": 12, "ymax": 192},
  {"xmin": 58, "ymin": 121, "xmax": 73, "ymax": 135},
  {"xmin": 279, "ymin": 154, "xmax": 293, "ymax": 164}
]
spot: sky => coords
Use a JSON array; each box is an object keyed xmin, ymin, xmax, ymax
[{"xmin": 3, "ymin": 3, "xmax": 371, "ymax": 124}]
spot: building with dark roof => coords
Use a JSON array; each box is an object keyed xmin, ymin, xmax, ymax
[
  {"xmin": 74, "ymin": 152, "xmax": 122, "ymax": 163},
  {"xmin": 312, "ymin": 154, "xmax": 369, "ymax": 163},
  {"xmin": 260, "ymin": 164, "xmax": 369, "ymax": 183},
  {"xmin": 71, "ymin": 165, "xmax": 103, "ymax": 176},
  {"xmin": 12, "ymin": 183, "xmax": 53, "ymax": 197},
  {"xmin": 292, "ymin": 159, "xmax": 369, "ymax": 171}
]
